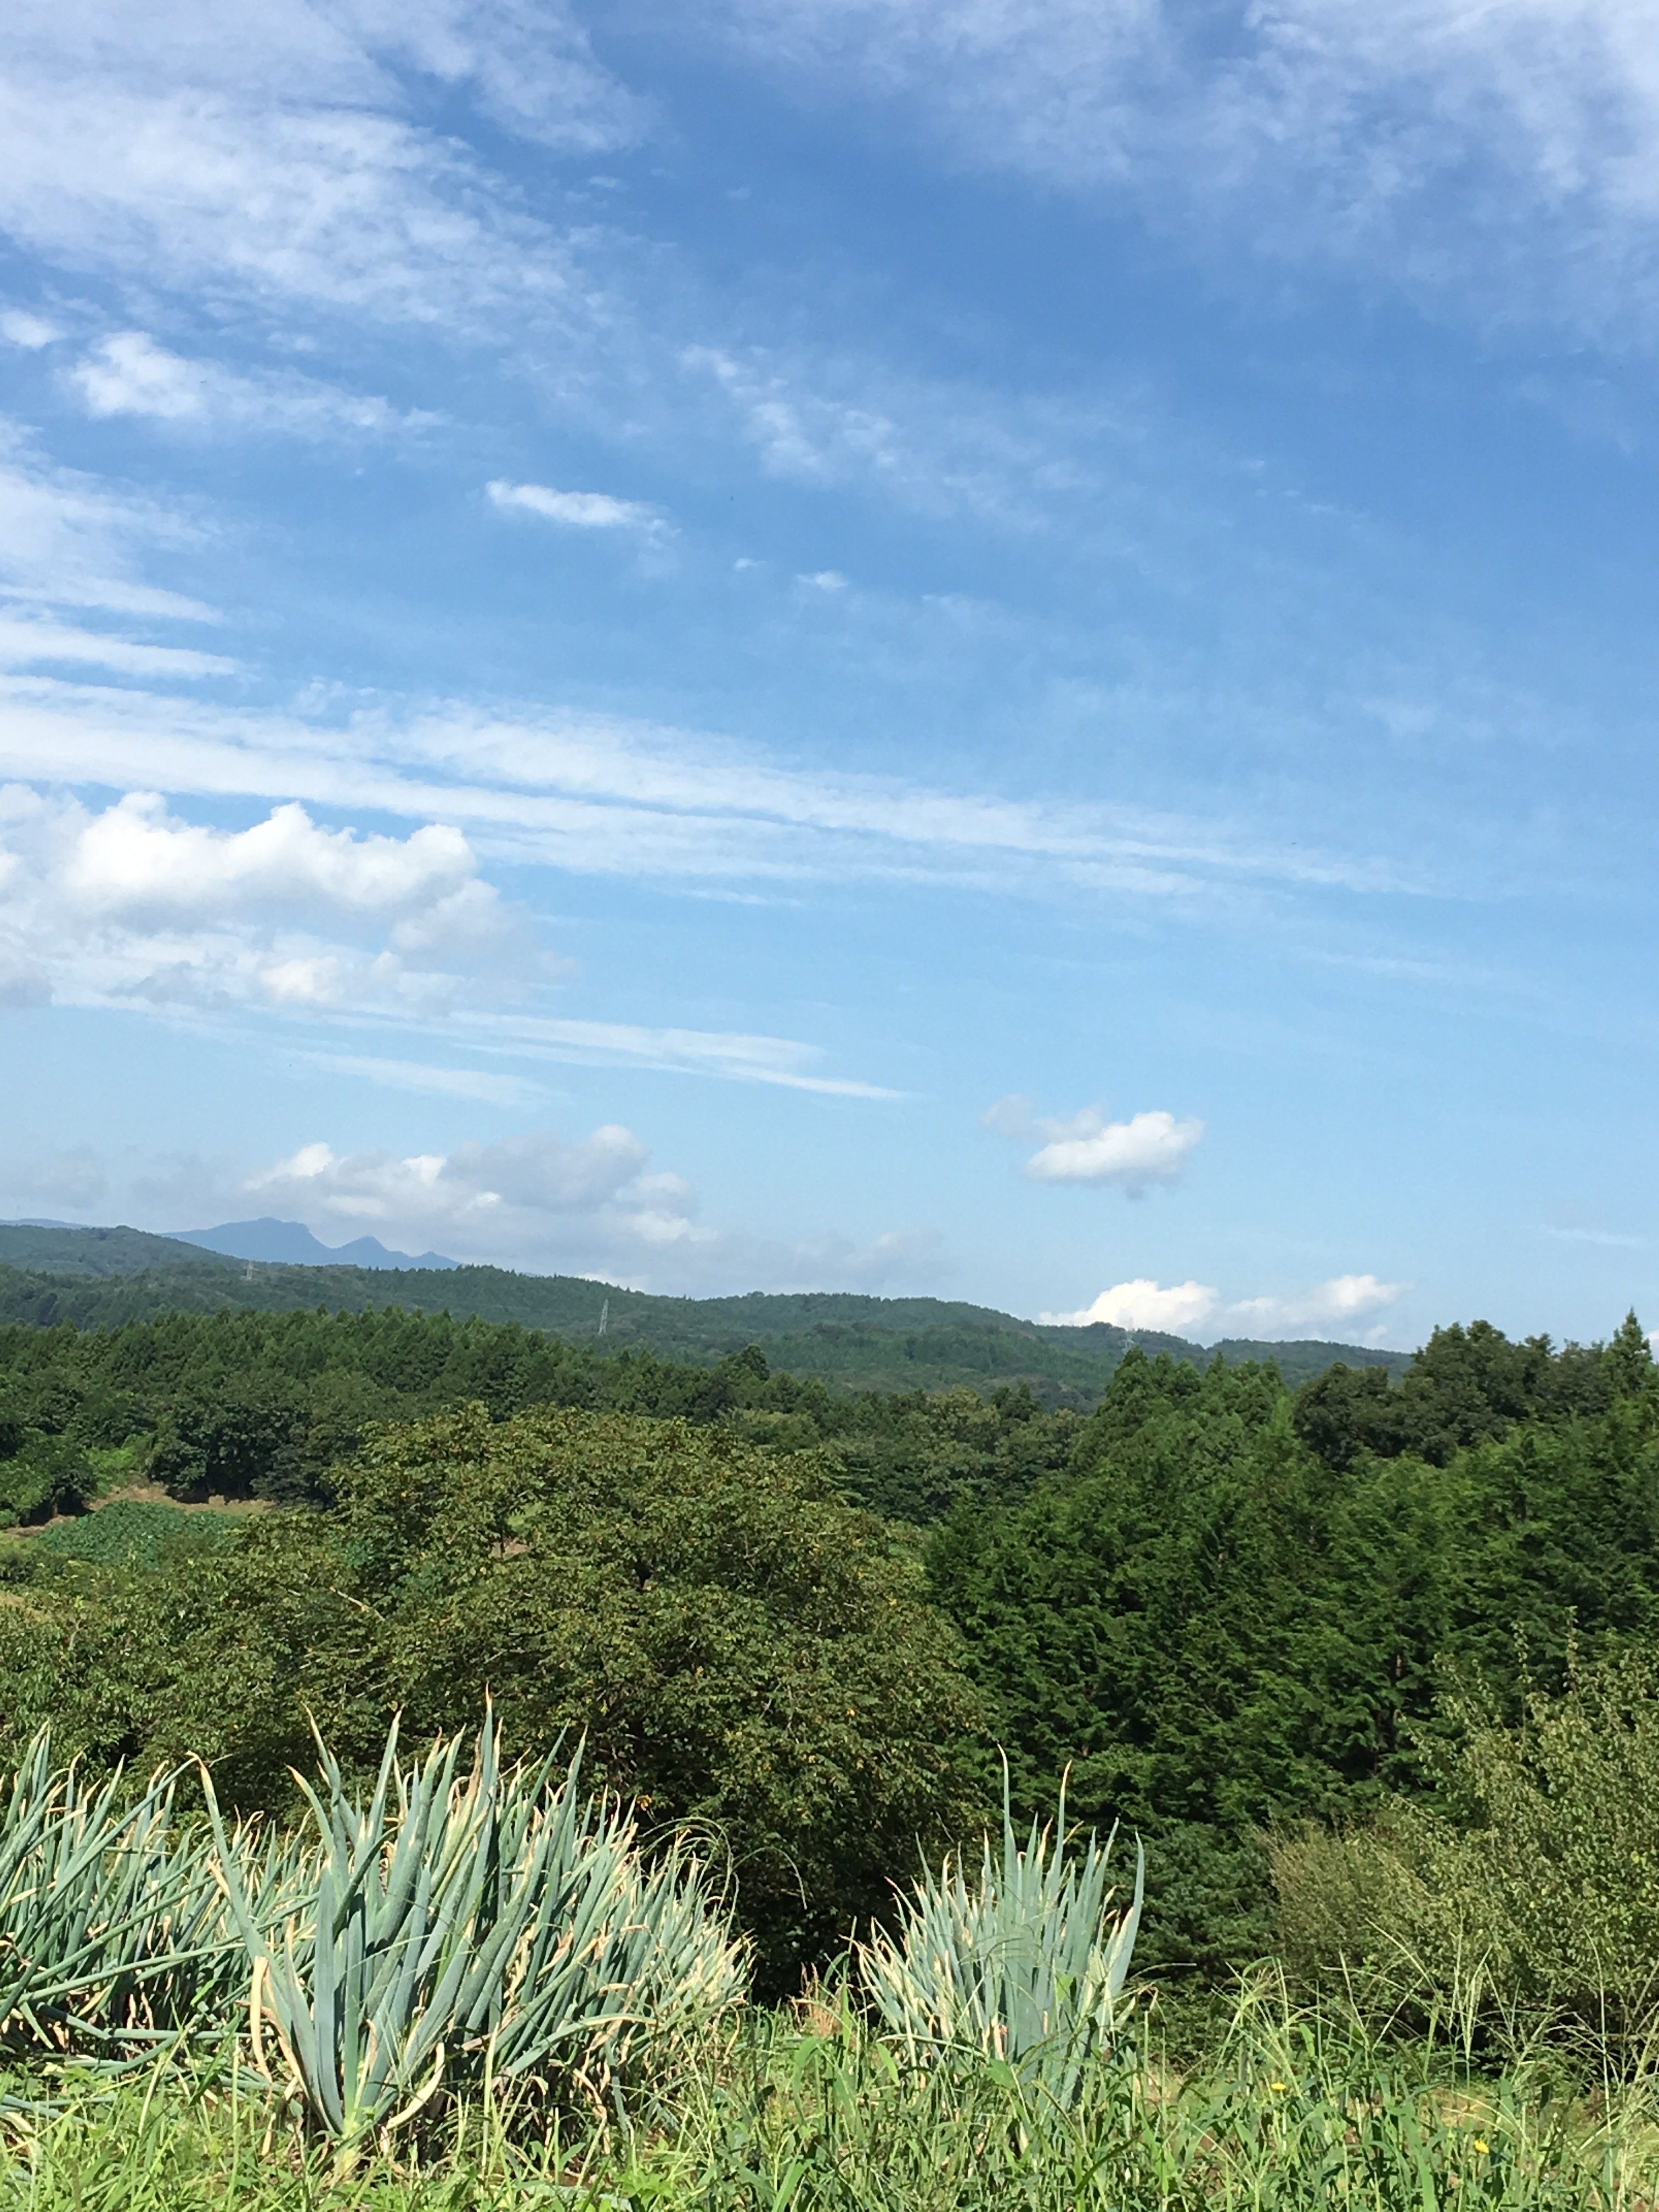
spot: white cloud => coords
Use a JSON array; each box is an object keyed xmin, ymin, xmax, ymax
[
  {"xmin": 0, "ymin": 786, "xmax": 510, "ymax": 1017},
  {"xmin": 486, "ymin": 479, "xmax": 670, "ymax": 537},
  {"xmin": 0, "ymin": 675, "xmax": 1389, "ymax": 907},
  {"xmin": 0, "ymin": 614, "xmax": 237, "ymax": 677},
  {"xmin": 0, "ymin": 0, "xmax": 650, "ymax": 358},
  {"xmin": 691, "ymin": 0, "xmax": 1659, "ymax": 348},
  {"xmin": 0, "ymin": 779, "xmax": 896, "ymax": 1091},
  {"xmin": 249, "ymin": 1124, "xmax": 657, "ymax": 1236},
  {"xmin": 69, "ymin": 332, "xmax": 425, "ymax": 437},
  {"xmin": 1225, "ymin": 1272, "xmax": 1408, "ymax": 1335},
  {"xmin": 994, "ymin": 1100, "xmax": 1205, "ymax": 1190},
  {"xmin": 679, "ymin": 341, "xmax": 1097, "ymax": 522},
  {"xmin": 63, "ymin": 792, "xmax": 494, "ymax": 933},
  {"xmin": 1042, "ymin": 1268, "xmax": 1408, "ymax": 1338},
  {"xmin": 1044, "ymin": 1277, "xmax": 1219, "ymax": 1331},
  {"xmin": 17, "ymin": 1123, "xmax": 949, "ymax": 1295},
  {"xmin": 299, "ymin": 1051, "xmax": 545, "ymax": 1106},
  {"xmin": 231, "ymin": 1126, "xmax": 940, "ymax": 1289},
  {"xmin": 0, "ymin": 430, "xmax": 214, "ymax": 619},
  {"xmin": 445, "ymin": 1009, "xmax": 900, "ymax": 1096},
  {"xmin": 0, "ymin": 309, "xmax": 59, "ymax": 348}
]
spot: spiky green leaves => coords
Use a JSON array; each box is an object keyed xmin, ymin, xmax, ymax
[{"xmin": 859, "ymin": 1769, "xmax": 1142, "ymax": 2103}]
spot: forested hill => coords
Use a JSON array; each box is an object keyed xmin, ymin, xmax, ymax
[{"xmin": 0, "ymin": 1220, "xmax": 1409, "ymax": 1401}]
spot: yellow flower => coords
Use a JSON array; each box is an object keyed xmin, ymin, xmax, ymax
[
  {"xmin": 1270, "ymin": 2080, "xmax": 1288, "ymax": 2094},
  {"xmin": 1473, "ymin": 2139, "xmax": 1490, "ymax": 2156}
]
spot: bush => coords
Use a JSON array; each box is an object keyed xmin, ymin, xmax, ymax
[{"xmin": 1272, "ymin": 1646, "xmax": 1659, "ymax": 2048}]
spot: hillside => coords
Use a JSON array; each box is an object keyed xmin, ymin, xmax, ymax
[{"xmin": 0, "ymin": 1222, "xmax": 1412, "ymax": 1401}]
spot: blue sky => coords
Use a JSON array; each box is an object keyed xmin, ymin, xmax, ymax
[{"xmin": 1, "ymin": 0, "xmax": 1657, "ymax": 1344}]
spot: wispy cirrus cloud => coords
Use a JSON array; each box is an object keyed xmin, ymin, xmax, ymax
[
  {"xmin": 70, "ymin": 332, "xmax": 433, "ymax": 438},
  {"xmin": 0, "ymin": 675, "xmax": 1405, "ymax": 904},
  {"xmin": 0, "ymin": 614, "xmax": 237, "ymax": 678},
  {"xmin": 0, "ymin": 428, "xmax": 215, "ymax": 619},
  {"xmin": 685, "ymin": 0, "xmax": 1659, "ymax": 349}
]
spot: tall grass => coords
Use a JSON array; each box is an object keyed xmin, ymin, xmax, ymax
[
  {"xmin": 1, "ymin": 1724, "xmax": 1654, "ymax": 2207},
  {"xmin": 0, "ymin": 1734, "xmax": 306, "ymax": 2054},
  {"xmin": 2, "ymin": 1980, "xmax": 1652, "ymax": 2211}
]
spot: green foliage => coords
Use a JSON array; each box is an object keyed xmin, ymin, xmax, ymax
[
  {"xmin": 4, "ymin": 1280, "xmax": 1657, "ymax": 2011},
  {"xmin": 1292, "ymin": 1313, "xmax": 1645, "ymax": 1472},
  {"xmin": 1, "ymin": 1982, "xmax": 1644, "ymax": 2212},
  {"xmin": 207, "ymin": 1714, "xmax": 744, "ymax": 2147},
  {"xmin": 1273, "ymin": 1646, "xmax": 1659, "ymax": 2049},
  {"xmin": 0, "ymin": 1405, "xmax": 985, "ymax": 1987},
  {"xmin": 858, "ymin": 1772, "xmax": 1142, "ymax": 2100},
  {"xmin": 927, "ymin": 1331, "xmax": 1659, "ymax": 1978},
  {"xmin": 32, "ymin": 1499, "xmax": 242, "ymax": 1571},
  {"xmin": 0, "ymin": 1305, "xmax": 1093, "ymax": 1522}
]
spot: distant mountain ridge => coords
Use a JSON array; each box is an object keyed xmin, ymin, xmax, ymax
[
  {"xmin": 0, "ymin": 1220, "xmax": 1412, "ymax": 1402},
  {"xmin": 170, "ymin": 1217, "xmax": 458, "ymax": 1271}
]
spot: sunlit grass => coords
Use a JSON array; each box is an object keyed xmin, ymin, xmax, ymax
[{"xmin": 3, "ymin": 1979, "xmax": 1656, "ymax": 2212}]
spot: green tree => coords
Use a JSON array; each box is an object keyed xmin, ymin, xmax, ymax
[{"xmin": 0, "ymin": 1404, "xmax": 984, "ymax": 1990}]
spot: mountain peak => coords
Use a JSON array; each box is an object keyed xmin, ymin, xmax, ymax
[{"xmin": 168, "ymin": 1218, "xmax": 458, "ymax": 1271}]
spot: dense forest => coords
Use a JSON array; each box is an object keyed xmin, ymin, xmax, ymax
[{"xmin": 1, "ymin": 1281, "xmax": 1653, "ymax": 2000}]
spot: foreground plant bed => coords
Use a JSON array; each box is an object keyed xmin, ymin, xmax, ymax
[{"xmin": 2, "ymin": 1993, "xmax": 1655, "ymax": 2212}]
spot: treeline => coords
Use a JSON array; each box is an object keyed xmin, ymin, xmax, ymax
[
  {"xmin": 930, "ymin": 1316, "xmax": 1659, "ymax": 1970},
  {"xmin": 2, "ymin": 1298, "xmax": 1655, "ymax": 1997},
  {"xmin": 0, "ymin": 1223, "xmax": 1411, "ymax": 1399},
  {"xmin": 0, "ymin": 1304, "xmax": 1080, "ymax": 1524}
]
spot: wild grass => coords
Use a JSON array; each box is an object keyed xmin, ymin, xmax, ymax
[
  {"xmin": 1, "ymin": 1717, "xmax": 1655, "ymax": 2209},
  {"xmin": 1, "ymin": 1980, "xmax": 1654, "ymax": 2212}
]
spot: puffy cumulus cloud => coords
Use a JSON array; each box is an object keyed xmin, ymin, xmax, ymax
[
  {"xmin": 224, "ymin": 1128, "xmax": 944, "ymax": 1292},
  {"xmin": 988, "ymin": 1097, "xmax": 1205, "ymax": 1192},
  {"xmin": 247, "ymin": 1125, "xmax": 661, "ymax": 1251},
  {"xmin": 1226, "ymin": 1273, "xmax": 1407, "ymax": 1335},
  {"xmin": 0, "ymin": 785, "xmax": 512, "ymax": 1016},
  {"xmin": 0, "ymin": 309, "xmax": 59, "ymax": 348},
  {"xmin": 69, "ymin": 332, "xmax": 428, "ymax": 438},
  {"xmin": 1043, "ymin": 1277, "xmax": 1218, "ymax": 1331},
  {"xmin": 1043, "ymin": 1269, "xmax": 1407, "ymax": 1340},
  {"xmin": 487, "ymin": 480, "xmax": 671, "ymax": 538}
]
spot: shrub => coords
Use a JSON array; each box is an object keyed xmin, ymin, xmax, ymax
[{"xmin": 1272, "ymin": 1646, "xmax": 1659, "ymax": 2049}]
